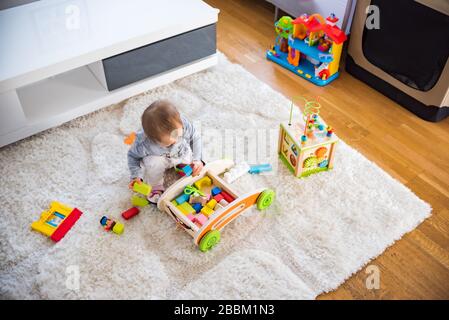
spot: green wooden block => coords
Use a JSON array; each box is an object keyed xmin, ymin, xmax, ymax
[
  {"xmin": 131, "ymin": 195, "xmax": 149, "ymax": 207},
  {"xmin": 133, "ymin": 182, "xmax": 152, "ymax": 196}
]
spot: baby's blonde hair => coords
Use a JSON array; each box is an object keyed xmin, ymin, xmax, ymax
[{"xmin": 141, "ymin": 100, "xmax": 182, "ymax": 143}]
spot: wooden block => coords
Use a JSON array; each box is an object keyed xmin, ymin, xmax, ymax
[
  {"xmin": 221, "ymin": 190, "xmax": 235, "ymax": 203},
  {"xmin": 219, "ymin": 199, "xmax": 229, "ymax": 207},
  {"xmin": 206, "ymin": 199, "xmax": 217, "ymax": 209},
  {"xmin": 194, "ymin": 213, "xmax": 208, "ymax": 225},
  {"xmin": 201, "ymin": 206, "xmax": 214, "ymax": 217},
  {"xmin": 175, "ymin": 193, "xmax": 190, "ymax": 205},
  {"xmin": 211, "ymin": 187, "xmax": 221, "ymax": 196},
  {"xmin": 133, "ymin": 182, "xmax": 152, "ymax": 196},
  {"xmin": 213, "ymin": 194, "xmax": 224, "ymax": 203},
  {"xmin": 177, "ymin": 202, "xmax": 196, "ymax": 215},
  {"xmin": 131, "ymin": 195, "xmax": 149, "ymax": 207},
  {"xmin": 121, "ymin": 207, "xmax": 140, "ymax": 220},
  {"xmin": 194, "ymin": 176, "xmax": 212, "ymax": 190},
  {"xmin": 191, "ymin": 203, "xmax": 202, "ymax": 213}
]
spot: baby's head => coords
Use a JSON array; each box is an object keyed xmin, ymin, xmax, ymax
[{"xmin": 142, "ymin": 100, "xmax": 183, "ymax": 147}]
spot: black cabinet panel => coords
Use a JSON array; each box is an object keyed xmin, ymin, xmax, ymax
[{"xmin": 102, "ymin": 24, "xmax": 216, "ymax": 91}]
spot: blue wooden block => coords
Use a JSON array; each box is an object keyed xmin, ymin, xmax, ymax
[
  {"xmin": 183, "ymin": 165, "xmax": 193, "ymax": 176},
  {"xmin": 175, "ymin": 193, "xmax": 190, "ymax": 205},
  {"xmin": 211, "ymin": 187, "xmax": 221, "ymax": 196},
  {"xmin": 192, "ymin": 203, "xmax": 202, "ymax": 213}
]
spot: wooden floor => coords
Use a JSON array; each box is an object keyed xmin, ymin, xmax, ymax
[{"xmin": 205, "ymin": 0, "xmax": 449, "ymax": 299}]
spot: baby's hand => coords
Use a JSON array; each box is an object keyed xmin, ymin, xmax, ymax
[
  {"xmin": 192, "ymin": 160, "xmax": 204, "ymax": 176},
  {"xmin": 128, "ymin": 177, "xmax": 143, "ymax": 190}
]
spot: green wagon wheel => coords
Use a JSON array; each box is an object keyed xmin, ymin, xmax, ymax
[
  {"xmin": 257, "ymin": 189, "xmax": 275, "ymax": 210},
  {"xmin": 199, "ymin": 230, "xmax": 221, "ymax": 252}
]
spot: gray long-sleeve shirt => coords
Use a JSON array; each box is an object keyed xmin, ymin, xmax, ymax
[{"xmin": 127, "ymin": 115, "xmax": 202, "ymax": 179}]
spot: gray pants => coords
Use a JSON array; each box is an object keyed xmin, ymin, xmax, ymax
[{"xmin": 142, "ymin": 148, "xmax": 193, "ymax": 187}]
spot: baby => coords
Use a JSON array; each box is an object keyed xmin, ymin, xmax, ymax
[{"xmin": 127, "ymin": 99, "xmax": 203, "ymax": 203}]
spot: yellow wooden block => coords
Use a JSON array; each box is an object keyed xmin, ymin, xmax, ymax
[
  {"xmin": 177, "ymin": 202, "xmax": 196, "ymax": 215},
  {"xmin": 193, "ymin": 176, "xmax": 212, "ymax": 190},
  {"xmin": 201, "ymin": 206, "xmax": 214, "ymax": 217},
  {"xmin": 206, "ymin": 199, "xmax": 217, "ymax": 209}
]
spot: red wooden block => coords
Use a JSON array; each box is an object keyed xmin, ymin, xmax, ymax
[
  {"xmin": 213, "ymin": 194, "xmax": 224, "ymax": 203},
  {"xmin": 220, "ymin": 190, "xmax": 235, "ymax": 203},
  {"xmin": 50, "ymin": 208, "xmax": 83, "ymax": 242},
  {"xmin": 122, "ymin": 207, "xmax": 140, "ymax": 220}
]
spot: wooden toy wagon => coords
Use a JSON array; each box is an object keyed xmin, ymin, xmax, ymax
[{"xmin": 157, "ymin": 159, "xmax": 275, "ymax": 252}]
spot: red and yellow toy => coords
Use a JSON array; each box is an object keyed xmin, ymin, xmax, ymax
[{"xmin": 31, "ymin": 201, "xmax": 83, "ymax": 242}]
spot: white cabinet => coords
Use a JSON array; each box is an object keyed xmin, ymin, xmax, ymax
[{"xmin": 0, "ymin": 0, "xmax": 219, "ymax": 147}]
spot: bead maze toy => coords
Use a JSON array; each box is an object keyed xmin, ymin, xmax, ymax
[
  {"xmin": 31, "ymin": 201, "xmax": 83, "ymax": 242},
  {"xmin": 278, "ymin": 97, "xmax": 338, "ymax": 178},
  {"xmin": 266, "ymin": 13, "xmax": 347, "ymax": 86},
  {"xmin": 158, "ymin": 159, "xmax": 275, "ymax": 252}
]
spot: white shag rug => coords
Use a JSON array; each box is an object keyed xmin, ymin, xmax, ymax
[{"xmin": 0, "ymin": 54, "xmax": 431, "ymax": 299}]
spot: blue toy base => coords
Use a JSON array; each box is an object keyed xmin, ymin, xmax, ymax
[{"xmin": 266, "ymin": 48, "xmax": 339, "ymax": 86}]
